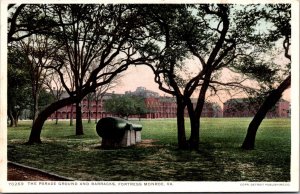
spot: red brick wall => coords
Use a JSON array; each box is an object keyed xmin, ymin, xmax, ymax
[
  {"xmin": 223, "ymin": 98, "xmax": 290, "ymax": 118},
  {"xmin": 50, "ymin": 97, "xmax": 288, "ymax": 120}
]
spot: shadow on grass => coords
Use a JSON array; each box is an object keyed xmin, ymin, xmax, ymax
[{"xmin": 8, "ymin": 138, "xmax": 290, "ymax": 181}]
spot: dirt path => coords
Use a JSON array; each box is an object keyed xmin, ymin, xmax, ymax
[{"xmin": 8, "ymin": 162, "xmax": 72, "ymax": 181}]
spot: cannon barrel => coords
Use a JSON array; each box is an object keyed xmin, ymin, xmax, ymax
[
  {"xmin": 96, "ymin": 117, "xmax": 142, "ymax": 140},
  {"xmin": 96, "ymin": 117, "xmax": 142, "ymax": 148},
  {"xmin": 96, "ymin": 117, "xmax": 128, "ymax": 140}
]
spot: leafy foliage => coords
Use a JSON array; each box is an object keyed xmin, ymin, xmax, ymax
[
  {"xmin": 7, "ymin": 45, "xmax": 32, "ymax": 124},
  {"xmin": 104, "ymin": 94, "xmax": 148, "ymax": 119},
  {"xmin": 38, "ymin": 89, "xmax": 55, "ymax": 112}
]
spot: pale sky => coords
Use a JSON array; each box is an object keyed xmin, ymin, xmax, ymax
[
  {"xmin": 109, "ymin": 64, "xmax": 291, "ymax": 107},
  {"xmin": 110, "ymin": 65, "xmax": 163, "ymax": 95}
]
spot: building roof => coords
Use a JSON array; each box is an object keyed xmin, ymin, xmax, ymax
[{"xmin": 125, "ymin": 86, "xmax": 159, "ymax": 98}]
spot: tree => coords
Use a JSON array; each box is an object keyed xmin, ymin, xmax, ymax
[
  {"xmin": 14, "ymin": 34, "xmax": 58, "ymax": 122},
  {"xmin": 241, "ymin": 5, "xmax": 291, "ymax": 150},
  {"xmin": 8, "ymin": 4, "xmax": 76, "ymax": 43},
  {"xmin": 134, "ymin": 96, "xmax": 148, "ymax": 121},
  {"xmin": 63, "ymin": 63, "xmax": 76, "ymax": 126},
  {"xmin": 135, "ymin": 5, "xmax": 191, "ymax": 149},
  {"xmin": 104, "ymin": 94, "xmax": 147, "ymax": 120},
  {"xmin": 24, "ymin": 4, "xmax": 154, "ymax": 143},
  {"xmin": 86, "ymin": 93, "xmax": 93, "ymax": 124},
  {"xmin": 93, "ymin": 66, "xmax": 123, "ymax": 123},
  {"xmin": 38, "ymin": 88, "xmax": 55, "ymax": 111},
  {"xmin": 44, "ymin": 72, "xmax": 64, "ymax": 124},
  {"xmin": 8, "ymin": 4, "xmax": 25, "ymax": 42},
  {"xmin": 7, "ymin": 46, "xmax": 31, "ymax": 127},
  {"xmin": 85, "ymin": 65, "xmax": 122, "ymax": 124},
  {"xmin": 138, "ymin": 4, "xmax": 275, "ymax": 150}
]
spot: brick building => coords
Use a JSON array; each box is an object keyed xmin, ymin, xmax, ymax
[
  {"xmin": 267, "ymin": 99, "xmax": 290, "ymax": 118},
  {"xmin": 49, "ymin": 87, "xmax": 223, "ymax": 120},
  {"xmin": 49, "ymin": 93, "xmax": 115, "ymax": 120},
  {"xmin": 49, "ymin": 89, "xmax": 290, "ymax": 120},
  {"xmin": 223, "ymin": 98, "xmax": 290, "ymax": 118},
  {"xmin": 182, "ymin": 99, "xmax": 223, "ymax": 118},
  {"xmin": 142, "ymin": 97, "xmax": 177, "ymax": 119}
]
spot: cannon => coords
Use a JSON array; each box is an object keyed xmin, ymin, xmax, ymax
[{"xmin": 96, "ymin": 117, "xmax": 142, "ymax": 148}]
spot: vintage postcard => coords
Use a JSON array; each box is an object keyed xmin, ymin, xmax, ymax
[{"xmin": 0, "ymin": 0, "xmax": 299, "ymax": 192}]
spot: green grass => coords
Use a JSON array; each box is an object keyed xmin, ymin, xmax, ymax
[{"xmin": 7, "ymin": 118, "xmax": 291, "ymax": 181}]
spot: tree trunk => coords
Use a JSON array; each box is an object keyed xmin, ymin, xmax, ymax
[
  {"xmin": 14, "ymin": 113, "xmax": 19, "ymax": 127},
  {"xmin": 28, "ymin": 84, "xmax": 97, "ymax": 144},
  {"xmin": 189, "ymin": 118, "xmax": 200, "ymax": 150},
  {"xmin": 27, "ymin": 97, "xmax": 78, "ymax": 144},
  {"xmin": 188, "ymin": 73, "xmax": 211, "ymax": 150},
  {"xmin": 88, "ymin": 97, "xmax": 91, "ymax": 123},
  {"xmin": 176, "ymin": 97, "xmax": 188, "ymax": 149},
  {"xmin": 32, "ymin": 93, "xmax": 39, "ymax": 123},
  {"xmin": 95, "ymin": 99, "xmax": 98, "ymax": 124},
  {"xmin": 241, "ymin": 75, "xmax": 291, "ymax": 150},
  {"xmin": 88, "ymin": 110, "xmax": 91, "ymax": 123},
  {"xmin": 8, "ymin": 109, "xmax": 15, "ymax": 127},
  {"xmin": 55, "ymin": 111, "xmax": 58, "ymax": 124},
  {"xmin": 186, "ymin": 98, "xmax": 200, "ymax": 150},
  {"xmin": 70, "ymin": 104, "xmax": 74, "ymax": 126},
  {"xmin": 75, "ymin": 101, "xmax": 84, "ymax": 135}
]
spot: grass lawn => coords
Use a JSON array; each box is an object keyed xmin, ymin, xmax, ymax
[{"xmin": 7, "ymin": 118, "xmax": 291, "ymax": 181}]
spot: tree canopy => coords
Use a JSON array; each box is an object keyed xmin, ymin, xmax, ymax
[
  {"xmin": 7, "ymin": 45, "xmax": 31, "ymax": 127},
  {"xmin": 104, "ymin": 94, "xmax": 148, "ymax": 119}
]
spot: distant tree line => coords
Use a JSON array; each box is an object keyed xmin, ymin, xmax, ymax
[{"xmin": 104, "ymin": 94, "xmax": 148, "ymax": 120}]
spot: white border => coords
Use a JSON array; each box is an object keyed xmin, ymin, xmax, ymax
[
  {"xmin": 0, "ymin": 0, "xmax": 8, "ymax": 192},
  {"xmin": 290, "ymin": 0, "xmax": 300, "ymax": 192},
  {"xmin": 1, "ymin": 0, "xmax": 299, "ymax": 192}
]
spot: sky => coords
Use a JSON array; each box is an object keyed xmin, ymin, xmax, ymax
[
  {"xmin": 108, "ymin": 64, "xmax": 291, "ymax": 107},
  {"xmin": 110, "ymin": 65, "xmax": 162, "ymax": 95}
]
